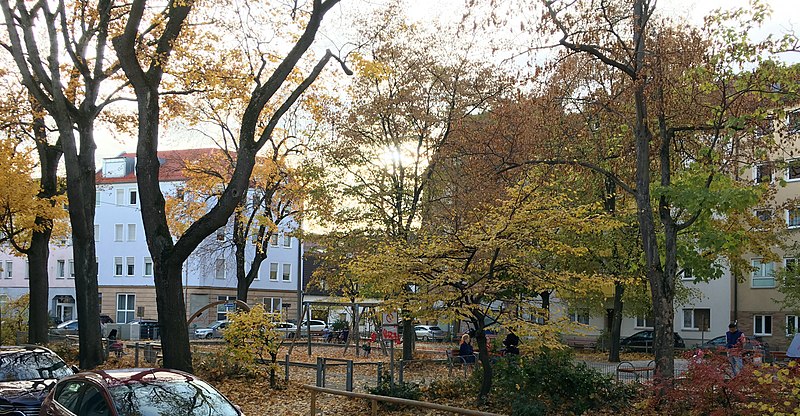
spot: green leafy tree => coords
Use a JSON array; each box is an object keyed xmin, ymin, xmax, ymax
[{"xmin": 224, "ymin": 304, "xmax": 283, "ymax": 387}]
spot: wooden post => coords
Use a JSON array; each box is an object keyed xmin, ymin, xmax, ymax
[
  {"xmin": 310, "ymin": 390, "xmax": 316, "ymax": 416},
  {"xmin": 371, "ymin": 399, "xmax": 377, "ymax": 416},
  {"xmin": 134, "ymin": 342, "xmax": 139, "ymax": 367},
  {"xmin": 284, "ymin": 354, "xmax": 290, "ymax": 382}
]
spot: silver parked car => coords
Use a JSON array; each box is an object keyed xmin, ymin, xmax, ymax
[
  {"xmin": 273, "ymin": 322, "xmax": 297, "ymax": 338},
  {"xmin": 414, "ymin": 325, "xmax": 446, "ymax": 341},
  {"xmin": 194, "ymin": 320, "xmax": 229, "ymax": 339}
]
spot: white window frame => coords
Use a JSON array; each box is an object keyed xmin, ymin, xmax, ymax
[
  {"xmin": 282, "ymin": 234, "xmax": 291, "ymax": 248},
  {"xmin": 129, "ymin": 189, "xmax": 138, "ymax": 205},
  {"xmin": 114, "ymin": 224, "xmax": 123, "ymax": 242},
  {"xmin": 94, "ymin": 224, "xmax": 100, "ymax": 242},
  {"xmin": 754, "ymin": 315, "xmax": 773, "ymax": 336},
  {"xmin": 116, "ymin": 189, "xmax": 125, "ymax": 205},
  {"xmin": 144, "ymin": 257, "xmax": 153, "ymax": 277},
  {"xmin": 635, "ymin": 314, "xmax": 654, "ymax": 329},
  {"xmin": 787, "ymin": 159, "xmax": 800, "ymax": 182},
  {"xmin": 127, "ymin": 224, "xmax": 136, "ymax": 242},
  {"xmin": 116, "ymin": 293, "xmax": 135, "ymax": 324},
  {"xmin": 126, "ymin": 257, "xmax": 135, "ymax": 276},
  {"xmin": 682, "ymin": 308, "xmax": 711, "ymax": 330},
  {"xmin": 217, "ymin": 295, "xmax": 236, "ymax": 321},
  {"xmin": 752, "ymin": 258, "xmax": 776, "ymax": 288},
  {"xmin": 3, "ymin": 261, "xmax": 11, "ymax": 279},
  {"xmin": 114, "ymin": 257, "xmax": 123, "ymax": 277},
  {"xmin": 263, "ymin": 297, "xmax": 282, "ymax": 313},
  {"xmin": 270, "ymin": 234, "xmax": 278, "ymax": 247},
  {"xmin": 568, "ymin": 308, "xmax": 589, "ymax": 325},
  {"xmin": 57, "ymin": 260, "xmax": 65, "ymax": 279},
  {"xmin": 269, "ymin": 263, "xmax": 278, "ymax": 281},
  {"xmin": 68, "ymin": 260, "xmax": 75, "ymax": 279},
  {"xmin": 787, "ymin": 315, "xmax": 799, "ymax": 336},
  {"xmin": 785, "ymin": 258, "xmax": 797, "ymax": 273},
  {"xmin": 95, "ymin": 191, "xmax": 101, "ymax": 206},
  {"xmin": 281, "ymin": 263, "xmax": 291, "ymax": 282},
  {"xmin": 754, "ymin": 163, "xmax": 773, "ymax": 183},
  {"xmin": 680, "ymin": 267, "xmax": 694, "ymax": 281},
  {"xmin": 215, "ymin": 259, "xmax": 225, "ymax": 279}
]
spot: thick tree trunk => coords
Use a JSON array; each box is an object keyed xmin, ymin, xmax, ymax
[
  {"xmin": 27, "ymin": 109, "xmax": 62, "ymax": 345},
  {"xmin": 401, "ymin": 315, "xmax": 414, "ymax": 360},
  {"xmin": 153, "ymin": 258, "xmax": 192, "ymax": 371}
]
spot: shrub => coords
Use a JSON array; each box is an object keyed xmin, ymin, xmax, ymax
[
  {"xmin": 488, "ymin": 349, "xmax": 638, "ymax": 415},
  {"xmin": 366, "ymin": 371, "xmax": 422, "ymax": 410},
  {"xmin": 193, "ymin": 350, "xmax": 261, "ymax": 383},
  {"xmin": 424, "ymin": 377, "xmax": 474, "ymax": 400}
]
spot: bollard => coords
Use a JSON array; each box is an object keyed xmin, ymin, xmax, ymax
[
  {"xmin": 134, "ymin": 342, "xmax": 139, "ymax": 367},
  {"xmin": 315, "ymin": 357, "xmax": 324, "ymax": 387},
  {"xmin": 285, "ymin": 354, "xmax": 290, "ymax": 382},
  {"xmin": 346, "ymin": 360, "xmax": 354, "ymax": 392}
]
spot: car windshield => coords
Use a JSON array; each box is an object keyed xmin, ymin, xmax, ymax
[
  {"xmin": 211, "ymin": 322, "xmax": 225, "ymax": 329},
  {"xmin": 109, "ymin": 379, "xmax": 239, "ymax": 416},
  {"xmin": 429, "ymin": 327, "xmax": 442, "ymax": 331},
  {"xmin": 0, "ymin": 351, "xmax": 73, "ymax": 382}
]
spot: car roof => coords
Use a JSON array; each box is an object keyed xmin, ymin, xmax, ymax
[
  {"xmin": 72, "ymin": 368, "xmax": 196, "ymax": 388},
  {"xmin": 0, "ymin": 345, "xmax": 57, "ymax": 355}
]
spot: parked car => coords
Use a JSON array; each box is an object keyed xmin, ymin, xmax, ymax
[
  {"xmin": 129, "ymin": 319, "xmax": 160, "ymax": 340},
  {"xmin": 414, "ymin": 325, "xmax": 447, "ymax": 341},
  {"xmin": 49, "ymin": 320, "xmax": 79, "ymax": 336},
  {"xmin": 696, "ymin": 335, "xmax": 772, "ymax": 361},
  {"xmin": 0, "ymin": 345, "xmax": 75, "ymax": 416},
  {"xmin": 620, "ymin": 330, "xmax": 685, "ymax": 352},
  {"xmin": 299, "ymin": 320, "xmax": 328, "ymax": 334},
  {"xmin": 194, "ymin": 320, "xmax": 229, "ymax": 339},
  {"xmin": 273, "ymin": 322, "xmax": 297, "ymax": 338},
  {"xmin": 39, "ymin": 368, "xmax": 243, "ymax": 416}
]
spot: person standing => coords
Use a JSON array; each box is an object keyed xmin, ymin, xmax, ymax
[{"xmin": 726, "ymin": 323, "xmax": 745, "ymax": 376}]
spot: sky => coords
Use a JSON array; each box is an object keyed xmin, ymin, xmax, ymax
[{"xmin": 96, "ymin": 0, "xmax": 800, "ymax": 160}]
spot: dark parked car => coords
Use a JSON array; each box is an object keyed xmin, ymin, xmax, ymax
[
  {"xmin": 696, "ymin": 335, "xmax": 772, "ymax": 361},
  {"xmin": 620, "ymin": 330, "xmax": 685, "ymax": 352},
  {"xmin": 0, "ymin": 346, "xmax": 74, "ymax": 416},
  {"xmin": 39, "ymin": 368, "xmax": 243, "ymax": 416}
]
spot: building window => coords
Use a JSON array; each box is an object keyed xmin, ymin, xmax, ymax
[
  {"xmin": 176, "ymin": 188, "xmax": 185, "ymax": 201},
  {"xmin": 216, "ymin": 229, "xmax": 225, "ymax": 241},
  {"xmin": 788, "ymin": 208, "xmax": 800, "ymax": 228},
  {"xmin": 215, "ymin": 259, "xmax": 225, "ymax": 279},
  {"xmin": 263, "ymin": 297, "xmax": 282, "ymax": 313},
  {"xmin": 114, "ymin": 257, "xmax": 123, "ymax": 276},
  {"xmin": 282, "ymin": 264, "xmax": 291, "ymax": 282},
  {"xmin": 682, "ymin": 308, "xmax": 711, "ymax": 330},
  {"xmin": 114, "ymin": 224, "xmax": 123, "ymax": 242},
  {"xmin": 95, "ymin": 191, "xmax": 101, "ymax": 206},
  {"xmin": 789, "ymin": 160, "xmax": 800, "ymax": 181},
  {"xmin": 755, "ymin": 163, "xmax": 772, "ymax": 183},
  {"xmin": 116, "ymin": 189, "xmax": 125, "ymax": 205},
  {"xmin": 788, "ymin": 110, "xmax": 800, "ymax": 133},
  {"xmin": 569, "ymin": 308, "xmax": 590, "ymax": 325},
  {"xmin": 635, "ymin": 314, "xmax": 654, "ymax": 328},
  {"xmin": 3, "ymin": 261, "xmax": 11, "ymax": 279},
  {"xmin": 752, "ymin": 259, "xmax": 775, "ymax": 288},
  {"xmin": 57, "ymin": 260, "xmax": 65, "ymax": 279},
  {"xmin": 144, "ymin": 258, "xmax": 153, "ymax": 277},
  {"xmin": 116, "ymin": 294, "xmax": 135, "ymax": 323},
  {"xmin": 127, "ymin": 224, "xmax": 136, "ymax": 241},
  {"xmin": 787, "ymin": 315, "xmax": 799, "ymax": 336},
  {"xmin": 269, "ymin": 263, "xmax": 278, "ymax": 281},
  {"xmin": 24, "ymin": 261, "xmax": 28, "ymax": 279},
  {"xmin": 217, "ymin": 295, "xmax": 236, "ymax": 321},
  {"xmin": 755, "ymin": 209, "xmax": 772, "ymax": 222},
  {"xmin": 94, "ymin": 225, "xmax": 100, "ymax": 242},
  {"xmin": 754, "ymin": 315, "xmax": 773, "ymax": 336},
  {"xmin": 270, "ymin": 234, "xmax": 278, "ymax": 246},
  {"xmin": 126, "ymin": 257, "xmax": 135, "ymax": 276},
  {"xmin": 129, "ymin": 189, "xmax": 137, "ymax": 205},
  {"xmin": 680, "ymin": 267, "xmax": 694, "ymax": 281},
  {"xmin": 282, "ymin": 234, "xmax": 291, "ymax": 248},
  {"xmin": 786, "ymin": 258, "xmax": 797, "ymax": 272},
  {"xmin": 68, "ymin": 260, "xmax": 75, "ymax": 278}
]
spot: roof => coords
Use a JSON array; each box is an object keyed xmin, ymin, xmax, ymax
[
  {"xmin": 90, "ymin": 368, "xmax": 195, "ymax": 387},
  {"xmin": 95, "ymin": 148, "xmax": 228, "ymax": 184}
]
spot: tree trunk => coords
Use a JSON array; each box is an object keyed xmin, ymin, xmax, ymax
[
  {"xmin": 26, "ymin": 108, "xmax": 62, "ymax": 345},
  {"xmin": 472, "ymin": 313, "xmax": 492, "ymax": 405},
  {"xmin": 154, "ymin": 258, "xmax": 192, "ymax": 371},
  {"xmin": 401, "ymin": 315, "xmax": 414, "ymax": 360},
  {"xmin": 608, "ymin": 282, "xmax": 624, "ymax": 362}
]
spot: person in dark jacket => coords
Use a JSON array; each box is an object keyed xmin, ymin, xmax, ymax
[
  {"xmin": 459, "ymin": 333, "xmax": 476, "ymax": 363},
  {"xmin": 726, "ymin": 322, "xmax": 745, "ymax": 375},
  {"xmin": 503, "ymin": 330, "xmax": 520, "ymax": 355}
]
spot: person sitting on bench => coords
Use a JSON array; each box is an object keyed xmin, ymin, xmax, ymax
[{"xmin": 459, "ymin": 334, "xmax": 476, "ymax": 363}]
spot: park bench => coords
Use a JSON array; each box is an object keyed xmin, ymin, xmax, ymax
[
  {"xmin": 446, "ymin": 349, "xmax": 477, "ymax": 377},
  {"xmin": 615, "ymin": 360, "xmax": 655, "ymax": 382}
]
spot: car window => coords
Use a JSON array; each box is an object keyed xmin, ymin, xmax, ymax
[
  {"xmin": 55, "ymin": 381, "xmax": 84, "ymax": 414},
  {"xmin": 109, "ymin": 379, "xmax": 239, "ymax": 416},
  {"xmin": 0, "ymin": 351, "xmax": 73, "ymax": 381},
  {"xmin": 79, "ymin": 385, "xmax": 112, "ymax": 416},
  {"xmin": 430, "ymin": 327, "xmax": 442, "ymax": 331}
]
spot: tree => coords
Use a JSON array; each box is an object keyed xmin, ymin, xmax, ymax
[
  {"xmin": 529, "ymin": 0, "xmax": 791, "ymax": 378},
  {"xmin": 224, "ymin": 304, "xmax": 282, "ymax": 388},
  {"xmin": 113, "ymin": 0, "xmax": 347, "ymax": 372},
  {"xmin": 315, "ymin": 8, "xmax": 511, "ymax": 360},
  {"xmin": 1, "ymin": 0, "xmax": 128, "ymax": 368},
  {"xmin": 349, "ymin": 179, "xmax": 620, "ymax": 403}
]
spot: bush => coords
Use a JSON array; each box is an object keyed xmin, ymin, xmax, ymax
[
  {"xmin": 424, "ymin": 377, "xmax": 474, "ymax": 401},
  {"xmin": 487, "ymin": 349, "xmax": 638, "ymax": 415},
  {"xmin": 193, "ymin": 350, "xmax": 261, "ymax": 383},
  {"xmin": 366, "ymin": 371, "xmax": 421, "ymax": 410}
]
